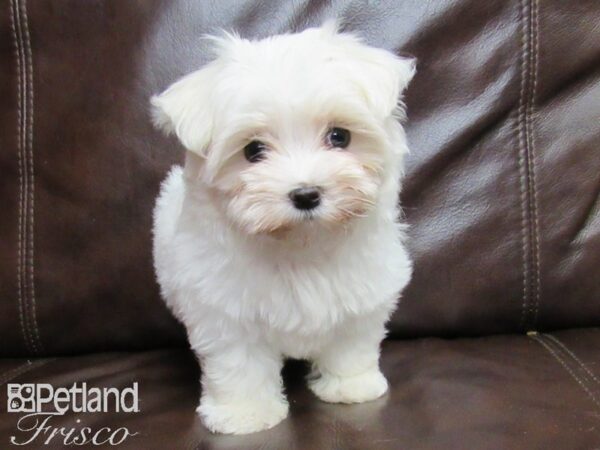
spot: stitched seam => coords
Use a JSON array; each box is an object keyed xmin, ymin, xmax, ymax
[
  {"xmin": 517, "ymin": 0, "xmax": 531, "ymax": 331},
  {"xmin": 545, "ymin": 334, "xmax": 600, "ymax": 387},
  {"xmin": 18, "ymin": 0, "xmax": 39, "ymax": 354},
  {"xmin": 0, "ymin": 361, "xmax": 32, "ymax": 386},
  {"xmin": 0, "ymin": 359, "xmax": 54, "ymax": 386},
  {"xmin": 525, "ymin": 0, "xmax": 540, "ymax": 328},
  {"xmin": 528, "ymin": 0, "xmax": 541, "ymax": 326},
  {"xmin": 21, "ymin": 0, "xmax": 42, "ymax": 353},
  {"xmin": 15, "ymin": 0, "xmax": 33, "ymax": 353},
  {"xmin": 15, "ymin": 0, "xmax": 32, "ymax": 353},
  {"xmin": 530, "ymin": 333, "xmax": 600, "ymax": 409},
  {"xmin": 524, "ymin": 0, "xmax": 535, "ymax": 325},
  {"xmin": 517, "ymin": 0, "xmax": 541, "ymax": 332},
  {"xmin": 9, "ymin": 0, "xmax": 33, "ymax": 355}
]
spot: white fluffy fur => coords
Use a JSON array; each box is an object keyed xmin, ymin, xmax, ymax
[{"xmin": 151, "ymin": 23, "xmax": 415, "ymax": 435}]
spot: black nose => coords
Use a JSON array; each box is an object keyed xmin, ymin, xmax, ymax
[{"xmin": 289, "ymin": 187, "xmax": 321, "ymax": 210}]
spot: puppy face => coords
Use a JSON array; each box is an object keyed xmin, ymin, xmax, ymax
[{"xmin": 152, "ymin": 22, "xmax": 415, "ymax": 235}]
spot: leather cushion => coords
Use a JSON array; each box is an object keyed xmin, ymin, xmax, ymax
[
  {"xmin": 1, "ymin": 0, "xmax": 599, "ymax": 355},
  {"xmin": 1, "ymin": 328, "xmax": 599, "ymax": 449}
]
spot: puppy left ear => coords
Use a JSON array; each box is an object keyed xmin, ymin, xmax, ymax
[
  {"xmin": 358, "ymin": 50, "xmax": 416, "ymax": 118},
  {"xmin": 150, "ymin": 64, "xmax": 219, "ymax": 157}
]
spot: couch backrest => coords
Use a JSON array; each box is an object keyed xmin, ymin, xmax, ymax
[{"xmin": 1, "ymin": 0, "xmax": 599, "ymax": 356}]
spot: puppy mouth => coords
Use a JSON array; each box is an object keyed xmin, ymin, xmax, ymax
[
  {"xmin": 295, "ymin": 200, "xmax": 371, "ymax": 226},
  {"xmin": 303, "ymin": 210, "xmax": 317, "ymax": 221},
  {"xmin": 297, "ymin": 205, "xmax": 328, "ymax": 224}
]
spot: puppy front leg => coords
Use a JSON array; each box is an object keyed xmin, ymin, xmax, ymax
[
  {"xmin": 196, "ymin": 342, "xmax": 288, "ymax": 435},
  {"xmin": 309, "ymin": 312, "xmax": 389, "ymax": 404}
]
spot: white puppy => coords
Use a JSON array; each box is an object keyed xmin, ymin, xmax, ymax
[{"xmin": 151, "ymin": 22, "xmax": 414, "ymax": 435}]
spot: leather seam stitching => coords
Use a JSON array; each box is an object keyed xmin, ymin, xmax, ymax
[
  {"xmin": 9, "ymin": 0, "xmax": 33, "ymax": 355},
  {"xmin": 529, "ymin": 333, "xmax": 600, "ymax": 409},
  {"xmin": 21, "ymin": 0, "xmax": 42, "ymax": 353},
  {"xmin": 517, "ymin": 0, "xmax": 541, "ymax": 332},
  {"xmin": 0, "ymin": 361, "xmax": 33, "ymax": 386},
  {"xmin": 545, "ymin": 334, "xmax": 600, "ymax": 387},
  {"xmin": 517, "ymin": 0, "xmax": 531, "ymax": 331},
  {"xmin": 0, "ymin": 359, "xmax": 54, "ymax": 387},
  {"xmin": 526, "ymin": 0, "xmax": 541, "ymax": 328}
]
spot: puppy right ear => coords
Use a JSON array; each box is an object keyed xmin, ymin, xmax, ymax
[{"xmin": 151, "ymin": 65, "xmax": 217, "ymax": 157}]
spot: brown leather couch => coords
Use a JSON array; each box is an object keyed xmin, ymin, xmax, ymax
[{"xmin": 1, "ymin": 1, "xmax": 599, "ymax": 448}]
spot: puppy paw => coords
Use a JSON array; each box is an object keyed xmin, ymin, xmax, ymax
[
  {"xmin": 197, "ymin": 396, "xmax": 289, "ymax": 435},
  {"xmin": 309, "ymin": 369, "xmax": 388, "ymax": 404}
]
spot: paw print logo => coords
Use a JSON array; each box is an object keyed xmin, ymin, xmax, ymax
[{"xmin": 7, "ymin": 384, "xmax": 36, "ymax": 413}]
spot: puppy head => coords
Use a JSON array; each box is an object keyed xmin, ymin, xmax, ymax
[{"xmin": 152, "ymin": 22, "xmax": 415, "ymax": 235}]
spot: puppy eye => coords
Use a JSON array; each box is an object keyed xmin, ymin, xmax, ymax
[
  {"xmin": 243, "ymin": 140, "xmax": 267, "ymax": 163},
  {"xmin": 326, "ymin": 127, "xmax": 351, "ymax": 149}
]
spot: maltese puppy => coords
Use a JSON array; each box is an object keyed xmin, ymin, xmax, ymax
[{"xmin": 151, "ymin": 22, "xmax": 414, "ymax": 435}]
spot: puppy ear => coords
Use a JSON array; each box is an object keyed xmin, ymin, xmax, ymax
[
  {"xmin": 151, "ymin": 64, "xmax": 218, "ymax": 157},
  {"xmin": 358, "ymin": 50, "xmax": 416, "ymax": 119},
  {"xmin": 318, "ymin": 19, "xmax": 340, "ymax": 35},
  {"xmin": 356, "ymin": 47, "xmax": 416, "ymax": 118}
]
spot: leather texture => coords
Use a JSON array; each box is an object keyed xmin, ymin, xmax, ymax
[
  {"xmin": 1, "ymin": 0, "xmax": 599, "ymax": 356},
  {"xmin": 1, "ymin": 329, "xmax": 600, "ymax": 449},
  {"xmin": 1, "ymin": 0, "xmax": 599, "ymax": 448}
]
